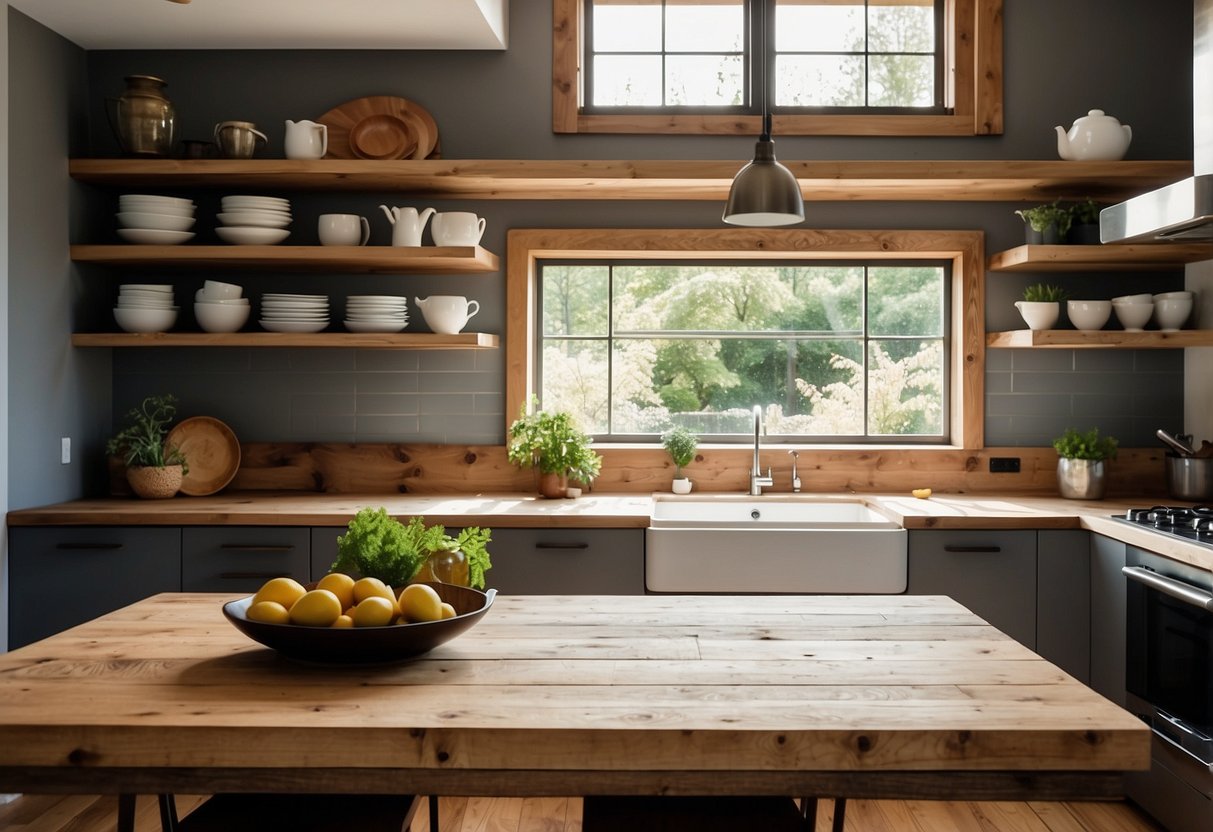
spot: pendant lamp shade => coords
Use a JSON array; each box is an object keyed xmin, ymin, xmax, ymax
[{"xmin": 722, "ymin": 133, "xmax": 804, "ymax": 226}]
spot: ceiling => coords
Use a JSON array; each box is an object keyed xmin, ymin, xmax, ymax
[{"xmin": 8, "ymin": 0, "xmax": 508, "ymax": 50}]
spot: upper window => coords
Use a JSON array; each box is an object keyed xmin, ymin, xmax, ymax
[
  {"xmin": 583, "ymin": 0, "xmax": 944, "ymax": 114},
  {"xmin": 552, "ymin": 0, "xmax": 1004, "ymax": 136}
]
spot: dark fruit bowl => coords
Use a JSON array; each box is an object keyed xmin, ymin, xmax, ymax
[{"xmin": 222, "ymin": 581, "xmax": 495, "ymax": 665}]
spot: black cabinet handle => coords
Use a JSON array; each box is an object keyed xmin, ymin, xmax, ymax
[
  {"xmin": 218, "ymin": 544, "xmax": 295, "ymax": 552},
  {"xmin": 55, "ymin": 542, "xmax": 124, "ymax": 550},
  {"xmin": 943, "ymin": 545, "xmax": 1002, "ymax": 553},
  {"xmin": 217, "ymin": 571, "xmax": 293, "ymax": 580},
  {"xmin": 535, "ymin": 542, "xmax": 590, "ymax": 550}
]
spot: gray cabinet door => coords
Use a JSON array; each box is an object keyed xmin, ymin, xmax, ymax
[
  {"xmin": 181, "ymin": 527, "xmax": 310, "ymax": 592},
  {"xmin": 8, "ymin": 526, "xmax": 182, "ymax": 649},
  {"xmin": 1089, "ymin": 533, "xmax": 1127, "ymax": 707},
  {"xmin": 1037, "ymin": 529, "xmax": 1091, "ymax": 683},
  {"xmin": 907, "ymin": 529, "xmax": 1037, "ymax": 648},
  {"xmin": 487, "ymin": 529, "xmax": 645, "ymax": 595}
]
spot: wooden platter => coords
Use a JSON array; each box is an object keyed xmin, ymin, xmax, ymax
[
  {"xmin": 316, "ymin": 96, "xmax": 439, "ymax": 161},
  {"xmin": 166, "ymin": 416, "xmax": 241, "ymax": 496}
]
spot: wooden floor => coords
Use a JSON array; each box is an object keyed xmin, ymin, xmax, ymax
[{"xmin": 0, "ymin": 793, "xmax": 1167, "ymax": 832}]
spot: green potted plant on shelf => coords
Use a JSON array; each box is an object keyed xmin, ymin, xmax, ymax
[
  {"xmin": 1067, "ymin": 198, "xmax": 1104, "ymax": 244},
  {"xmin": 661, "ymin": 425, "xmax": 699, "ymax": 495},
  {"xmin": 1053, "ymin": 426, "xmax": 1118, "ymax": 500},
  {"xmin": 507, "ymin": 400, "xmax": 603, "ymax": 499},
  {"xmin": 106, "ymin": 394, "xmax": 189, "ymax": 499},
  {"xmin": 1015, "ymin": 282, "xmax": 1069, "ymax": 331},
  {"xmin": 1014, "ymin": 200, "xmax": 1072, "ymax": 245}
]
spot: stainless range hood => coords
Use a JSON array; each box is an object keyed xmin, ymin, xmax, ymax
[{"xmin": 1101, "ymin": 0, "xmax": 1210, "ymax": 242}]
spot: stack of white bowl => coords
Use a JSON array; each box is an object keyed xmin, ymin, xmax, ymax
[
  {"xmin": 194, "ymin": 279, "xmax": 250, "ymax": 333},
  {"xmin": 1154, "ymin": 290, "xmax": 1195, "ymax": 332},
  {"xmin": 344, "ymin": 295, "xmax": 409, "ymax": 333},
  {"xmin": 1112, "ymin": 293, "xmax": 1154, "ymax": 332},
  {"xmin": 116, "ymin": 194, "xmax": 196, "ymax": 245},
  {"xmin": 216, "ymin": 195, "xmax": 292, "ymax": 245},
  {"xmin": 114, "ymin": 283, "xmax": 177, "ymax": 332},
  {"xmin": 260, "ymin": 293, "xmax": 329, "ymax": 333}
]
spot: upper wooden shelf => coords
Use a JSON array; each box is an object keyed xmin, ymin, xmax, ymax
[
  {"xmin": 70, "ymin": 245, "xmax": 498, "ymax": 273},
  {"xmin": 71, "ymin": 332, "xmax": 499, "ymax": 349},
  {"xmin": 987, "ymin": 244, "xmax": 1213, "ymax": 272},
  {"xmin": 987, "ymin": 329, "xmax": 1213, "ymax": 348},
  {"xmin": 68, "ymin": 159, "xmax": 1193, "ymax": 202}
]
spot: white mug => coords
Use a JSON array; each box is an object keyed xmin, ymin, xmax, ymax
[
  {"xmin": 431, "ymin": 212, "xmax": 487, "ymax": 246},
  {"xmin": 284, "ymin": 119, "xmax": 328, "ymax": 160},
  {"xmin": 414, "ymin": 295, "xmax": 481, "ymax": 335},
  {"xmin": 318, "ymin": 213, "xmax": 370, "ymax": 246},
  {"xmin": 200, "ymin": 279, "xmax": 242, "ymax": 300}
]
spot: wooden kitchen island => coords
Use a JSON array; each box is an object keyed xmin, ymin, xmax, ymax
[{"xmin": 0, "ymin": 593, "xmax": 1148, "ymax": 806}]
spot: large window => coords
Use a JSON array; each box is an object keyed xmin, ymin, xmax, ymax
[
  {"xmin": 552, "ymin": 0, "xmax": 1004, "ymax": 136},
  {"xmin": 506, "ymin": 229, "xmax": 985, "ymax": 450},
  {"xmin": 538, "ymin": 260, "xmax": 948, "ymax": 442}
]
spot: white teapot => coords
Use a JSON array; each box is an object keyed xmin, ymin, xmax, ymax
[
  {"xmin": 379, "ymin": 205, "xmax": 436, "ymax": 247},
  {"xmin": 1055, "ymin": 109, "xmax": 1132, "ymax": 161}
]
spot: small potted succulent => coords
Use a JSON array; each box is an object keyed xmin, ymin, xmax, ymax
[
  {"xmin": 1015, "ymin": 282, "xmax": 1068, "ymax": 330},
  {"xmin": 1015, "ymin": 201, "xmax": 1072, "ymax": 245},
  {"xmin": 507, "ymin": 401, "xmax": 602, "ymax": 499},
  {"xmin": 1053, "ymin": 427, "xmax": 1118, "ymax": 500},
  {"xmin": 106, "ymin": 394, "xmax": 188, "ymax": 499},
  {"xmin": 661, "ymin": 425, "xmax": 699, "ymax": 494}
]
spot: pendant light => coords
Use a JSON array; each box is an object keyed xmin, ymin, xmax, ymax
[{"xmin": 722, "ymin": 0, "xmax": 804, "ymax": 226}]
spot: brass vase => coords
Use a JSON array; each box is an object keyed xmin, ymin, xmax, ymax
[{"xmin": 107, "ymin": 75, "xmax": 176, "ymax": 157}]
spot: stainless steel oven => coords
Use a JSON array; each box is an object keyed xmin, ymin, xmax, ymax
[{"xmin": 1124, "ymin": 546, "xmax": 1213, "ymax": 832}]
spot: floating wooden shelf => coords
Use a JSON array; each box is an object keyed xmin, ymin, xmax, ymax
[
  {"xmin": 68, "ymin": 158, "xmax": 1192, "ymax": 202},
  {"xmin": 70, "ymin": 245, "xmax": 498, "ymax": 273},
  {"xmin": 987, "ymin": 244, "xmax": 1213, "ymax": 272},
  {"xmin": 71, "ymin": 332, "xmax": 499, "ymax": 349},
  {"xmin": 986, "ymin": 329, "xmax": 1213, "ymax": 348}
]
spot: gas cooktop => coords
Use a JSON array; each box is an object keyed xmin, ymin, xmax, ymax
[{"xmin": 1112, "ymin": 505, "xmax": 1213, "ymax": 549}]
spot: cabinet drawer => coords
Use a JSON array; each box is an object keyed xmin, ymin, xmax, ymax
[
  {"xmin": 487, "ymin": 529, "xmax": 645, "ymax": 595},
  {"xmin": 9, "ymin": 526, "xmax": 182, "ymax": 648},
  {"xmin": 182, "ymin": 527, "xmax": 310, "ymax": 593},
  {"xmin": 907, "ymin": 529, "xmax": 1037, "ymax": 648}
]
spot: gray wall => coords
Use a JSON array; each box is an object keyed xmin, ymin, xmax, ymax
[{"xmin": 9, "ymin": 0, "xmax": 1195, "ymax": 503}]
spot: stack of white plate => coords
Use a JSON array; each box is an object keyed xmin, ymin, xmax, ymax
[
  {"xmin": 344, "ymin": 295, "xmax": 409, "ymax": 333},
  {"xmin": 216, "ymin": 195, "xmax": 292, "ymax": 245},
  {"xmin": 260, "ymin": 293, "xmax": 329, "ymax": 333},
  {"xmin": 114, "ymin": 283, "xmax": 178, "ymax": 332},
  {"xmin": 116, "ymin": 194, "xmax": 196, "ymax": 245}
]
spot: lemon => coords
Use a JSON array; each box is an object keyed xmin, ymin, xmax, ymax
[
  {"xmin": 439, "ymin": 602, "xmax": 457, "ymax": 620},
  {"xmin": 288, "ymin": 588, "xmax": 342, "ymax": 627},
  {"xmin": 352, "ymin": 596, "xmax": 395, "ymax": 627},
  {"xmin": 332, "ymin": 614, "xmax": 354, "ymax": 629},
  {"xmin": 316, "ymin": 572, "xmax": 356, "ymax": 610},
  {"xmin": 399, "ymin": 583, "xmax": 444, "ymax": 623},
  {"xmin": 353, "ymin": 576, "xmax": 395, "ymax": 605},
  {"xmin": 251, "ymin": 577, "xmax": 307, "ymax": 610},
  {"xmin": 912, "ymin": 488, "xmax": 933, "ymax": 499},
  {"xmin": 246, "ymin": 600, "xmax": 290, "ymax": 624}
]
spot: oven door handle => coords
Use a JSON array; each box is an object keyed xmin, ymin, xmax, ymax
[{"xmin": 1123, "ymin": 565, "xmax": 1213, "ymax": 611}]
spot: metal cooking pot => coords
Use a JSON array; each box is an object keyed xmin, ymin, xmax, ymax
[{"xmin": 1165, "ymin": 454, "xmax": 1213, "ymax": 501}]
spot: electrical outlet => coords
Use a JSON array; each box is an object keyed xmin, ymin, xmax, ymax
[
  {"xmin": 60, "ymin": 437, "xmax": 71, "ymax": 465},
  {"xmin": 989, "ymin": 456, "xmax": 1020, "ymax": 473}
]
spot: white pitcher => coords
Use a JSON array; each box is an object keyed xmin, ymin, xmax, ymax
[
  {"xmin": 379, "ymin": 205, "xmax": 436, "ymax": 247},
  {"xmin": 414, "ymin": 295, "xmax": 480, "ymax": 334},
  {"xmin": 284, "ymin": 119, "xmax": 328, "ymax": 160}
]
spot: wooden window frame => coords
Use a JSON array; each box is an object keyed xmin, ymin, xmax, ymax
[
  {"xmin": 553, "ymin": 0, "xmax": 1004, "ymax": 137},
  {"xmin": 507, "ymin": 228, "xmax": 985, "ymax": 450}
]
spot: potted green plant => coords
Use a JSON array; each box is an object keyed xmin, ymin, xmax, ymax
[
  {"xmin": 1067, "ymin": 198, "xmax": 1104, "ymax": 244},
  {"xmin": 106, "ymin": 394, "xmax": 189, "ymax": 499},
  {"xmin": 661, "ymin": 425, "xmax": 699, "ymax": 494},
  {"xmin": 1015, "ymin": 283, "xmax": 1069, "ymax": 330},
  {"xmin": 1053, "ymin": 427, "xmax": 1118, "ymax": 500},
  {"xmin": 507, "ymin": 402, "xmax": 603, "ymax": 498},
  {"xmin": 1015, "ymin": 201, "xmax": 1072, "ymax": 245}
]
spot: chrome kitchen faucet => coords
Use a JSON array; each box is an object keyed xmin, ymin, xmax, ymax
[
  {"xmin": 789, "ymin": 450, "xmax": 801, "ymax": 493},
  {"xmin": 750, "ymin": 405, "xmax": 774, "ymax": 496}
]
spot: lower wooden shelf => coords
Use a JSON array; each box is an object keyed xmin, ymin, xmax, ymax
[
  {"xmin": 71, "ymin": 332, "xmax": 499, "ymax": 349},
  {"xmin": 987, "ymin": 329, "xmax": 1213, "ymax": 348}
]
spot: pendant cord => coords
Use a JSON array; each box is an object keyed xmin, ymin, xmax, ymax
[{"xmin": 758, "ymin": 0, "xmax": 771, "ymax": 141}]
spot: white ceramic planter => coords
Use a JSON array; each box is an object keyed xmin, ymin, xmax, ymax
[
  {"xmin": 1015, "ymin": 300, "xmax": 1059, "ymax": 331},
  {"xmin": 671, "ymin": 478, "xmax": 693, "ymax": 495}
]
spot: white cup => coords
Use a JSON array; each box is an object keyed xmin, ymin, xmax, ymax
[
  {"xmin": 201, "ymin": 279, "xmax": 242, "ymax": 300},
  {"xmin": 318, "ymin": 213, "xmax": 370, "ymax": 246},
  {"xmin": 284, "ymin": 119, "xmax": 328, "ymax": 160},
  {"xmin": 431, "ymin": 211, "xmax": 487, "ymax": 246},
  {"xmin": 415, "ymin": 295, "xmax": 481, "ymax": 334}
]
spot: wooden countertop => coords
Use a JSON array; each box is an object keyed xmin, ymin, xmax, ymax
[
  {"xmin": 0, "ymin": 592, "xmax": 1147, "ymax": 800},
  {"xmin": 9, "ymin": 490, "xmax": 1211, "ymax": 570}
]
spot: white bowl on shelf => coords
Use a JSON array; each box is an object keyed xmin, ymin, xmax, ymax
[
  {"xmin": 114, "ymin": 305, "xmax": 178, "ymax": 333},
  {"xmin": 1066, "ymin": 300, "xmax": 1112, "ymax": 331},
  {"xmin": 117, "ymin": 228, "xmax": 195, "ymax": 245},
  {"xmin": 215, "ymin": 226, "xmax": 290, "ymax": 245},
  {"xmin": 1112, "ymin": 300, "xmax": 1154, "ymax": 331},
  {"xmin": 259, "ymin": 318, "xmax": 328, "ymax": 333},
  {"xmin": 116, "ymin": 211, "xmax": 196, "ymax": 232},
  {"xmin": 1155, "ymin": 297, "xmax": 1193, "ymax": 331},
  {"xmin": 194, "ymin": 301, "xmax": 251, "ymax": 333},
  {"xmin": 216, "ymin": 211, "xmax": 292, "ymax": 229},
  {"xmin": 1112, "ymin": 293, "xmax": 1153, "ymax": 304}
]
